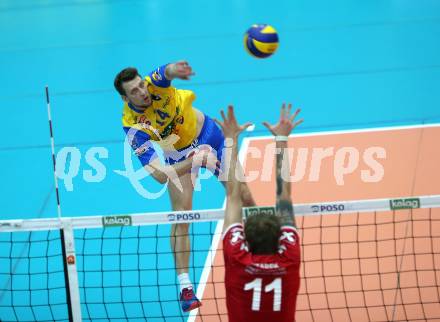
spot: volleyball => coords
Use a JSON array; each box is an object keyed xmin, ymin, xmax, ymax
[{"xmin": 244, "ymin": 24, "xmax": 279, "ymax": 58}]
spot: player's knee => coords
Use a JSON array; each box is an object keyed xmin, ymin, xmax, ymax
[
  {"xmin": 170, "ymin": 192, "xmax": 193, "ymax": 211},
  {"xmin": 172, "ymin": 223, "xmax": 190, "ymax": 236}
]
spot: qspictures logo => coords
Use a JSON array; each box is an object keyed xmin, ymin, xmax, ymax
[
  {"xmin": 102, "ymin": 215, "xmax": 132, "ymax": 227},
  {"xmin": 54, "ymin": 126, "xmax": 387, "ymax": 199},
  {"xmin": 389, "ymin": 198, "xmax": 420, "ymax": 210}
]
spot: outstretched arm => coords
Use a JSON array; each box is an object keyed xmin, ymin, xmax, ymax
[
  {"xmin": 147, "ymin": 61, "xmax": 194, "ymax": 89},
  {"xmin": 165, "ymin": 61, "xmax": 195, "ymax": 81},
  {"xmin": 214, "ymin": 106, "xmax": 252, "ymax": 232},
  {"xmin": 263, "ymin": 103, "xmax": 303, "ymax": 227}
]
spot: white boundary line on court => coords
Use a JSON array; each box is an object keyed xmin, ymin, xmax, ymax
[
  {"xmin": 186, "ymin": 122, "xmax": 440, "ymax": 321},
  {"xmin": 246, "ymin": 122, "xmax": 440, "ymax": 141},
  {"xmin": 187, "ymin": 137, "xmax": 251, "ymax": 322},
  {"xmin": 187, "ymin": 203, "xmax": 225, "ymax": 322}
]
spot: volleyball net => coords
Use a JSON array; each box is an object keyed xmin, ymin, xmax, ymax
[{"xmin": 1, "ymin": 195, "xmax": 439, "ymax": 322}]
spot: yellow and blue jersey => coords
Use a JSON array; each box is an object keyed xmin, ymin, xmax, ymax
[{"xmin": 122, "ymin": 64, "xmax": 198, "ymax": 165}]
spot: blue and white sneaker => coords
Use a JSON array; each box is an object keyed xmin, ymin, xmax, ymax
[{"xmin": 180, "ymin": 287, "xmax": 202, "ymax": 312}]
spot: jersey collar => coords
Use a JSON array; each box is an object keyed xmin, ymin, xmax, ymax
[{"xmin": 128, "ymin": 102, "xmax": 146, "ymax": 114}]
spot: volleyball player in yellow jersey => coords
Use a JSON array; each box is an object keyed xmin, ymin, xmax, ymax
[{"xmin": 114, "ymin": 61, "xmax": 256, "ymax": 312}]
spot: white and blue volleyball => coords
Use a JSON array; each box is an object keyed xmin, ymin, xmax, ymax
[{"xmin": 244, "ymin": 24, "xmax": 279, "ymax": 58}]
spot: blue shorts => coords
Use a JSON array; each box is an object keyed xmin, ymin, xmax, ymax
[{"xmin": 165, "ymin": 114, "xmax": 224, "ymax": 175}]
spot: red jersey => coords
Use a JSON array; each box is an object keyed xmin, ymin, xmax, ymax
[{"xmin": 223, "ymin": 223, "xmax": 301, "ymax": 322}]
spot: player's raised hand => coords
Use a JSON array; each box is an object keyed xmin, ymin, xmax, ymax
[
  {"xmin": 262, "ymin": 103, "xmax": 303, "ymax": 137},
  {"xmin": 214, "ymin": 105, "xmax": 252, "ymax": 139},
  {"xmin": 167, "ymin": 60, "xmax": 195, "ymax": 80}
]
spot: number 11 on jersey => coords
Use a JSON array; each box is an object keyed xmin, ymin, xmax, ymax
[{"xmin": 244, "ymin": 277, "xmax": 282, "ymax": 311}]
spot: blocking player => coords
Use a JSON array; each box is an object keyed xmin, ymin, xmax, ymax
[
  {"xmin": 217, "ymin": 104, "xmax": 303, "ymax": 322},
  {"xmin": 113, "ymin": 61, "xmax": 256, "ymax": 312}
]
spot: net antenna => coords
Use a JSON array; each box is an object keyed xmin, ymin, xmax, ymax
[{"xmin": 45, "ymin": 86, "xmax": 82, "ymax": 322}]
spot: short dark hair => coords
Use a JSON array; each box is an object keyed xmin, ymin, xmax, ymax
[
  {"xmin": 245, "ymin": 213, "xmax": 281, "ymax": 254},
  {"xmin": 114, "ymin": 67, "xmax": 140, "ymax": 96}
]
